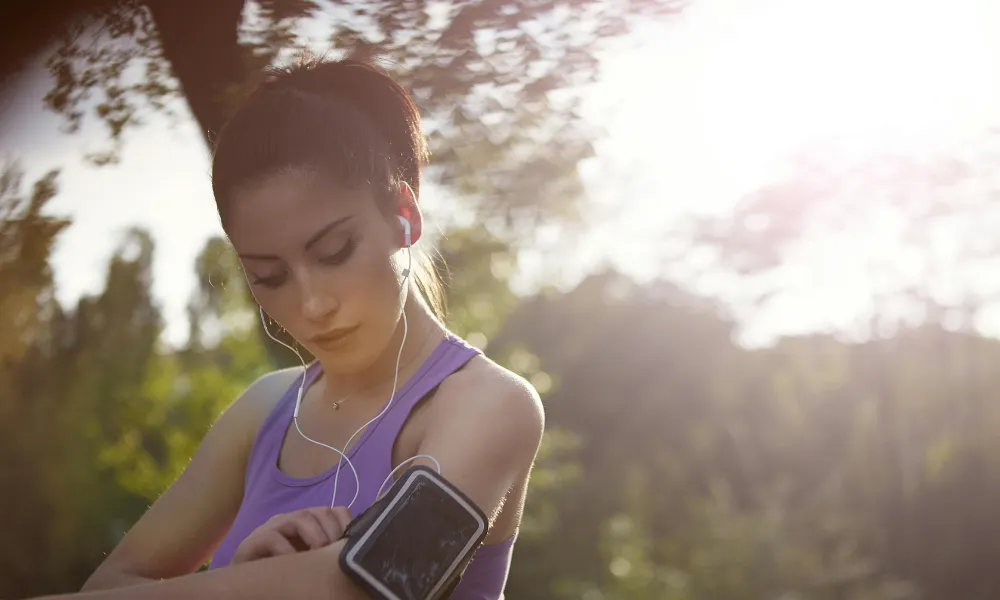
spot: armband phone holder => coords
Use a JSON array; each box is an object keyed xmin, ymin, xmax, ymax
[{"xmin": 339, "ymin": 465, "xmax": 488, "ymax": 600}]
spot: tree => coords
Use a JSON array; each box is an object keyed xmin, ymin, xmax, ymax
[
  {"xmin": 493, "ymin": 268, "xmax": 1000, "ymax": 599},
  {"xmin": 40, "ymin": 227, "xmax": 164, "ymax": 588},
  {"xmin": 2, "ymin": 0, "xmax": 690, "ymax": 367},
  {"xmin": 0, "ymin": 206, "xmax": 167, "ymax": 595},
  {"xmin": 0, "ymin": 161, "xmax": 67, "ymax": 367},
  {"xmin": 108, "ymin": 235, "xmax": 272, "ymax": 503},
  {"xmin": 6, "ymin": 201, "xmax": 1000, "ymax": 599},
  {"xmin": 682, "ymin": 139, "xmax": 1000, "ymax": 598},
  {"xmin": 5, "ymin": 0, "xmax": 687, "ymax": 225},
  {"xmin": 689, "ymin": 140, "xmax": 1000, "ymax": 328},
  {"xmin": 0, "ymin": 161, "xmax": 69, "ymax": 598},
  {"xmin": 0, "ymin": 223, "xmax": 277, "ymax": 596}
]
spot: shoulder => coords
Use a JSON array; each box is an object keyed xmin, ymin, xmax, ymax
[
  {"xmin": 242, "ymin": 366, "xmax": 304, "ymax": 407},
  {"xmin": 428, "ymin": 353, "xmax": 545, "ymax": 461},
  {"xmin": 217, "ymin": 366, "xmax": 303, "ymax": 447}
]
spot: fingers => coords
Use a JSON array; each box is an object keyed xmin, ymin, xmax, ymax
[
  {"xmin": 305, "ymin": 506, "xmax": 353, "ymax": 543},
  {"xmin": 305, "ymin": 507, "xmax": 340, "ymax": 542},
  {"xmin": 331, "ymin": 506, "xmax": 352, "ymax": 535},
  {"xmin": 278, "ymin": 512, "xmax": 329, "ymax": 551},
  {"xmin": 327, "ymin": 506, "xmax": 353, "ymax": 542},
  {"xmin": 234, "ymin": 506, "xmax": 356, "ymax": 564},
  {"xmin": 243, "ymin": 532, "xmax": 297, "ymax": 562},
  {"xmin": 265, "ymin": 533, "xmax": 298, "ymax": 557}
]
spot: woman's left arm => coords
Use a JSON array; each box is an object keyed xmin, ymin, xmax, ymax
[{"xmin": 412, "ymin": 370, "xmax": 545, "ymax": 523}]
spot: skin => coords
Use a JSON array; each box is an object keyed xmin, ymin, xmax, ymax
[{"xmin": 50, "ymin": 168, "xmax": 544, "ymax": 600}]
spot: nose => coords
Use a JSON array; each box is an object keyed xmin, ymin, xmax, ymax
[{"xmin": 298, "ymin": 269, "xmax": 338, "ymax": 324}]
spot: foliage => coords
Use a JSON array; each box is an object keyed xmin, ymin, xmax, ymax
[
  {"xmin": 494, "ymin": 272, "xmax": 1000, "ymax": 600},
  {"xmin": 4, "ymin": 5, "xmax": 1000, "ymax": 598},
  {"xmin": 0, "ymin": 162, "xmax": 69, "ymax": 596},
  {"xmin": 10, "ymin": 0, "xmax": 690, "ymax": 369},
  {"xmin": 34, "ymin": 0, "xmax": 686, "ymax": 226},
  {"xmin": 436, "ymin": 224, "xmax": 519, "ymax": 342},
  {"xmin": 687, "ymin": 141, "xmax": 1000, "ymax": 327},
  {"xmin": 3, "ymin": 160, "xmax": 1000, "ymax": 600}
]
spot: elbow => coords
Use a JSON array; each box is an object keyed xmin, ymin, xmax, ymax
[
  {"xmin": 80, "ymin": 563, "xmax": 156, "ymax": 592},
  {"xmin": 80, "ymin": 564, "xmax": 114, "ymax": 592},
  {"xmin": 80, "ymin": 569, "xmax": 120, "ymax": 592},
  {"xmin": 79, "ymin": 570, "xmax": 112, "ymax": 592}
]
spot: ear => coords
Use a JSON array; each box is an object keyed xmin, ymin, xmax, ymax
[{"xmin": 396, "ymin": 182, "xmax": 423, "ymax": 247}]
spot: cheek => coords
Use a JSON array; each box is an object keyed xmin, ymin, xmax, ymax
[
  {"xmin": 342, "ymin": 240, "xmax": 404, "ymax": 314},
  {"xmin": 246, "ymin": 241, "xmax": 402, "ymax": 334}
]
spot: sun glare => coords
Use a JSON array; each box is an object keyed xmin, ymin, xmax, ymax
[
  {"xmin": 579, "ymin": 0, "xmax": 1000, "ymax": 341},
  {"xmin": 697, "ymin": 0, "xmax": 1000, "ymax": 164},
  {"xmin": 590, "ymin": 0, "xmax": 1000, "ymax": 216}
]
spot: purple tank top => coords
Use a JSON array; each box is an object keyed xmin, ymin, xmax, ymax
[{"xmin": 209, "ymin": 336, "xmax": 516, "ymax": 599}]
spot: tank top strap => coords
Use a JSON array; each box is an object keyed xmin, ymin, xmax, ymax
[
  {"xmin": 363, "ymin": 335, "xmax": 481, "ymax": 456},
  {"xmin": 244, "ymin": 363, "xmax": 324, "ymax": 491}
]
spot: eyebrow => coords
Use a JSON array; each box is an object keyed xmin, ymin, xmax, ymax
[{"xmin": 237, "ymin": 216, "xmax": 353, "ymax": 260}]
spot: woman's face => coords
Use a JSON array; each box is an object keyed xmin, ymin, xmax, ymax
[{"xmin": 223, "ymin": 168, "xmax": 408, "ymax": 375}]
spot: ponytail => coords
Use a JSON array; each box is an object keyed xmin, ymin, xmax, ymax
[{"xmin": 413, "ymin": 246, "xmax": 448, "ymax": 322}]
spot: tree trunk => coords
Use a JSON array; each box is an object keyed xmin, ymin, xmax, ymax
[
  {"xmin": 0, "ymin": 0, "xmax": 115, "ymax": 87},
  {"xmin": 147, "ymin": 0, "xmax": 305, "ymax": 368},
  {"xmin": 144, "ymin": 0, "xmax": 246, "ymax": 147}
]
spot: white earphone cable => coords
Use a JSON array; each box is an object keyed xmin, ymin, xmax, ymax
[
  {"xmin": 375, "ymin": 453, "xmax": 441, "ymax": 502},
  {"xmin": 258, "ymin": 218, "xmax": 437, "ymax": 512}
]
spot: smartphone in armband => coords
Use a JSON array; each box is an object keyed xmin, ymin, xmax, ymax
[{"xmin": 339, "ymin": 465, "xmax": 489, "ymax": 600}]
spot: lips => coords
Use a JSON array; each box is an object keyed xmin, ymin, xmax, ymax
[{"xmin": 310, "ymin": 324, "xmax": 360, "ymax": 347}]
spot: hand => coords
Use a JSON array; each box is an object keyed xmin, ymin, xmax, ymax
[{"xmin": 231, "ymin": 506, "xmax": 352, "ymax": 565}]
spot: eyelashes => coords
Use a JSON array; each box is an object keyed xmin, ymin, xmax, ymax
[
  {"xmin": 319, "ymin": 237, "xmax": 357, "ymax": 266},
  {"xmin": 250, "ymin": 272, "xmax": 286, "ymax": 288},
  {"xmin": 250, "ymin": 237, "xmax": 358, "ymax": 289}
]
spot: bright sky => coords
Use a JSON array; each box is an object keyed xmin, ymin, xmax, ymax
[{"xmin": 4, "ymin": 0, "xmax": 1000, "ymax": 348}]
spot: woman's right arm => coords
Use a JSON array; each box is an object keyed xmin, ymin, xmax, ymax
[{"xmin": 81, "ymin": 370, "xmax": 298, "ymax": 591}]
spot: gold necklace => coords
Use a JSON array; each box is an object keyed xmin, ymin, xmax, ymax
[{"xmin": 327, "ymin": 324, "xmax": 439, "ymax": 411}]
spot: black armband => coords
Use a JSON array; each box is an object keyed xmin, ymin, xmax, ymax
[{"xmin": 339, "ymin": 465, "xmax": 489, "ymax": 600}]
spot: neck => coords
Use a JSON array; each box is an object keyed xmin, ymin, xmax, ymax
[{"xmin": 318, "ymin": 292, "xmax": 444, "ymax": 400}]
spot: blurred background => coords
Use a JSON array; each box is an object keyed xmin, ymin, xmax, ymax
[{"xmin": 2, "ymin": 0, "xmax": 1000, "ymax": 598}]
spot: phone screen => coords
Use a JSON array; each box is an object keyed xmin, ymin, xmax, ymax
[{"xmin": 351, "ymin": 476, "xmax": 482, "ymax": 599}]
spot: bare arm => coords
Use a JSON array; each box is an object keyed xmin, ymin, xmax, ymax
[
  {"xmin": 81, "ymin": 370, "xmax": 297, "ymax": 590},
  {"xmin": 42, "ymin": 541, "xmax": 363, "ymax": 600},
  {"xmin": 414, "ymin": 364, "xmax": 545, "ymax": 528},
  {"xmin": 56, "ymin": 362, "xmax": 543, "ymax": 600}
]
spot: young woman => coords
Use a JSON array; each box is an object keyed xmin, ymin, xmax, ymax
[{"xmin": 48, "ymin": 57, "xmax": 544, "ymax": 599}]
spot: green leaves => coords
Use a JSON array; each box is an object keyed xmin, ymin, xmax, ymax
[
  {"xmin": 3, "ymin": 155, "xmax": 1000, "ymax": 599},
  {"xmin": 499, "ymin": 269, "xmax": 1000, "ymax": 600},
  {"xmin": 34, "ymin": 0, "xmax": 684, "ymax": 227}
]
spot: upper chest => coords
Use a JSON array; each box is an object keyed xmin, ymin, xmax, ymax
[{"xmin": 275, "ymin": 384, "xmax": 437, "ymax": 480}]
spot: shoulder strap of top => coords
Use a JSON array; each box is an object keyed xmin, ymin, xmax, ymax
[
  {"xmin": 244, "ymin": 364, "xmax": 323, "ymax": 487},
  {"xmin": 362, "ymin": 335, "xmax": 480, "ymax": 454}
]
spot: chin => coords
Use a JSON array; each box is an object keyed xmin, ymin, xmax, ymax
[
  {"xmin": 312, "ymin": 338, "xmax": 376, "ymax": 373},
  {"xmin": 310, "ymin": 320, "xmax": 401, "ymax": 375}
]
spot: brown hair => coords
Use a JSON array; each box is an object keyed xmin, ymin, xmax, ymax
[{"xmin": 211, "ymin": 56, "xmax": 446, "ymax": 319}]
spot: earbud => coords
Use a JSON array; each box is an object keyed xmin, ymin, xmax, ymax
[
  {"xmin": 397, "ymin": 215, "xmax": 411, "ymax": 248},
  {"xmin": 397, "ymin": 215, "xmax": 411, "ymax": 278}
]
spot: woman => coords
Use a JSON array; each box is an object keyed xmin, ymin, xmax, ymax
[{"xmin": 52, "ymin": 56, "xmax": 543, "ymax": 599}]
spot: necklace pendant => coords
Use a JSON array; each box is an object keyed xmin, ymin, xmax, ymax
[{"xmin": 331, "ymin": 395, "xmax": 349, "ymax": 411}]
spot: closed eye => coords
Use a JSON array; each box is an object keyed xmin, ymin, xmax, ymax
[
  {"xmin": 251, "ymin": 271, "xmax": 287, "ymax": 288},
  {"xmin": 319, "ymin": 238, "xmax": 357, "ymax": 266}
]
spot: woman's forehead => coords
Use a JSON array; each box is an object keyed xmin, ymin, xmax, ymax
[
  {"xmin": 234, "ymin": 168, "xmax": 367, "ymax": 205},
  {"xmin": 224, "ymin": 169, "xmax": 379, "ymax": 248}
]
